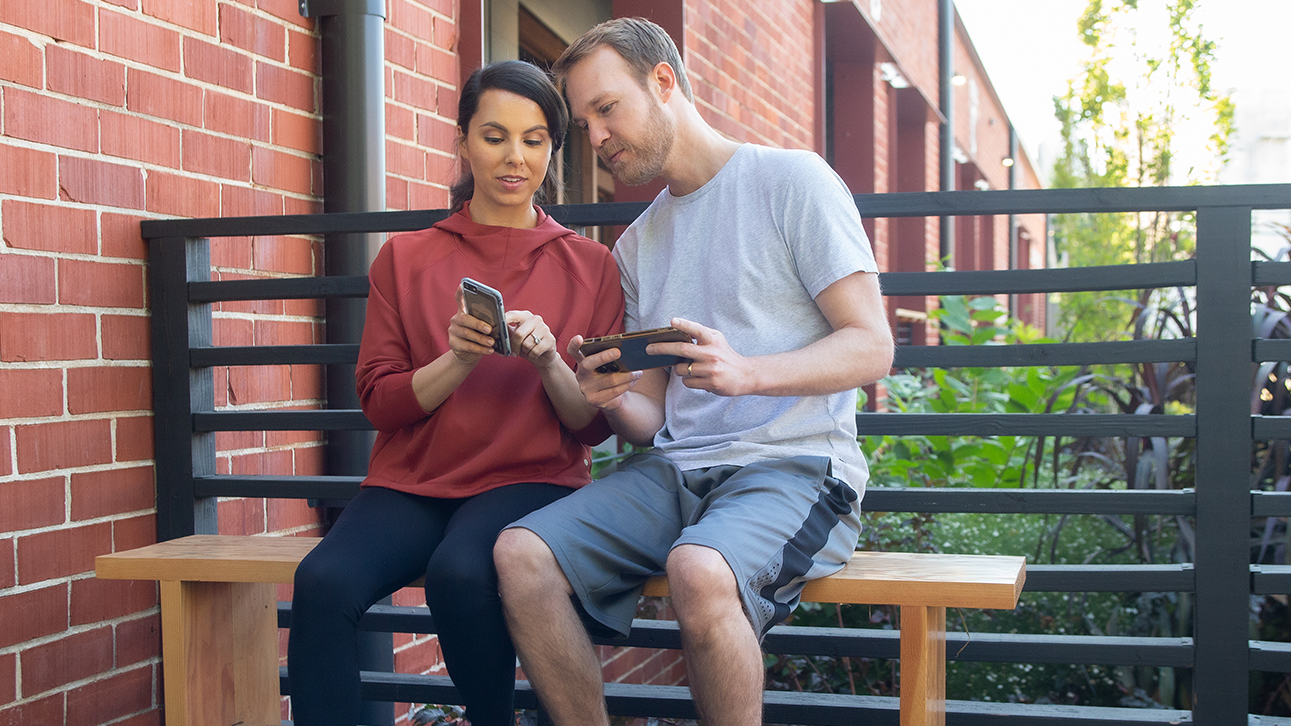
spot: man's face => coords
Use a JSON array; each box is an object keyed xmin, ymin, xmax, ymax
[{"xmin": 565, "ymin": 46, "xmax": 675, "ymax": 186}]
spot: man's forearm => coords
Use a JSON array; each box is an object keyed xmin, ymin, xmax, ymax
[
  {"xmin": 743, "ymin": 325, "xmax": 893, "ymax": 397},
  {"xmin": 603, "ymin": 390, "xmax": 666, "ymax": 446}
]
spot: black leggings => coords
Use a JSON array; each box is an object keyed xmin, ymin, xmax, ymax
[{"xmin": 287, "ymin": 483, "xmax": 571, "ymax": 726}]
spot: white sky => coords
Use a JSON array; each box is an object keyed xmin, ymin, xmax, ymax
[{"xmin": 954, "ymin": 0, "xmax": 1291, "ymax": 184}]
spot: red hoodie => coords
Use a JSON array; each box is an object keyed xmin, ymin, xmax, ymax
[{"xmin": 355, "ymin": 204, "xmax": 625, "ymax": 499}]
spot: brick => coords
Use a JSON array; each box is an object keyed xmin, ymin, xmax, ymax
[
  {"xmin": 67, "ymin": 366, "xmax": 151, "ymax": 414},
  {"xmin": 15, "ymin": 419, "xmax": 112, "ymax": 474},
  {"xmin": 0, "ymin": 652, "xmax": 12, "ymax": 706},
  {"xmin": 0, "ymin": 694, "xmax": 63, "ymax": 726},
  {"xmin": 203, "ymin": 90, "xmax": 271, "ymax": 141},
  {"xmin": 2, "ymin": 87, "xmax": 97, "ymax": 153},
  {"xmin": 58, "ymin": 156, "xmax": 146, "ymax": 210},
  {"xmin": 1, "ymin": 200, "xmax": 96, "ymax": 255},
  {"xmin": 71, "ymin": 576, "xmax": 157, "ymax": 624},
  {"xmin": 220, "ymin": 4, "xmax": 285, "ymax": 61},
  {"xmin": 142, "ymin": 0, "xmax": 215, "ymax": 35},
  {"xmin": 436, "ymin": 85, "xmax": 457, "ymax": 117},
  {"xmin": 115, "ymin": 415, "xmax": 154, "ymax": 463},
  {"xmin": 221, "ymin": 185, "xmax": 283, "ymax": 217},
  {"xmin": 426, "ymin": 149, "xmax": 454, "ymax": 186},
  {"xmin": 0, "ymin": 369, "xmax": 62, "ymax": 419},
  {"xmin": 417, "ymin": 44, "xmax": 456, "ymax": 83},
  {"xmin": 21, "ymin": 627, "xmax": 113, "ymax": 694},
  {"xmin": 46, "ymin": 44, "xmax": 127, "ymax": 106},
  {"xmin": 99, "ymin": 9, "xmax": 181, "ymax": 72},
  {"xmin": 256, "ymin": 320, "xmax": 315, "ymax": 346},
  {"xmin": 0, "ymin": 476, "xmax": 64, "ymax": 533},
  {"xmin": 113, "ymin": 514, "xmax": 155, "ymax": 552},
  {"xmin": 0, "ymin": 30, "xmax": 42, "ymax": 88},
  {"xmin": 387, "ymin": 140, "xmax": 426, "ymax": 179},
  {"xmin": 211, "ymin": 237, "xmax": 253, "ymax": 270},
  {"xmin": 0, "ymin": 538, "xmax": 12, "ymax": 588},
  {"xmin": 291, "ymin": 363, "xmax": 323, "ymax": 401},
  {"xmin": 70, "ymin": 465, "xmax": 153, "ymax": 521},
  {"xmin": 287, "ymin": 29, "xmax": 317, "ymax": 72},
  {"xmin": 266, "ymin": 497, "xmax": 320, "ymax": 532},
  {"xmin": 251, "ymin": 147, "xmax": 311, "ymax": 194},
  {"xmin": 255, "ymin": 62, "xmax": 315, "ymax": 112},
  {"xmin": 103, "ymin": 314, "xmax": 151, "ymax": 360},
  {"xmin": 182, "ymin": 129, "xmax": 252, "ymax": 181},
  {"xmin": 0, "ymin": 585, "xmax": 67, "ymax": 648},
  {"xmin": 284, "ymin": 195, "xmax": 321, "ymax": 216},
  {"xmin": 416, "ymin": 114, "xmax": 457, "ymax": 150},
  {"xmin": 112, "ymin": 708, "xmax": 162, "ymax": 726},
  {"xmin": 387, "ymin": 176, "xmax": 409, "ymax": 210},
  {"xmin": 116, "ymin": 613, "xmax": 161, "ymax": 666},
  {"xmin": 432, "ymin": 16, "xmax": 455, "ymax": 50},
  {"xmin": 217, "ymin": 497, "xmax": 266, "ymax": 534},
  {"xmin": 145, "ymin": 170, "xmax": 219, "ymax": 218},
  {"xmin": 59, "ymin": 260, "xmax": 146, "ymax": 309},
  {"xmin": 387, "ymin": 103, "xmax": 415, "ymax": 141},
  {"xmin": 215, "ymin": 429, "xmax": 262, "ymax": 453},
  {"xmin": 65, "ymin": 664, "xmax": 153, "ymax": 726},
  {"xmin": 101, "ymin": 111, "xmax": 182, "ymax": 168},
  {"xmin": 0, "ymin": 312, "xmax": 97, "ymax": 362},
  {"xmin": 183, "ymin": 37, "xmax": 253, "ymax": 93},
  {"xmin": 227, "ymin": 365, "xmax": 292, "ymax": 405},
  {"xmin": 253, "ymin": 236, "xmax": 314, "ymax": 274},
  {"xmin": 0, "ymin": 253, "xmax": 56, "ymax": 304},
  {"xmin": 392, "ymin": 70, "xmax": 435, "ymax": 110},
  {"xmin": 0, "ymin": 144, "xmax": 57, "ymax": 199},
  {"xmin": 387, "ymin": 29, "xmax": 415, "ymax": 70},
  {"xmin": 127, "ymin": 68, "xmax": 203, "ymax": 127},
  {"xmin": 258, "ymin": 0, "xmax": 313, "ymax": 29},
  {"xmin": 102, "ymin": 214, "xmax": 148, "ymax": 261},
  {"xmin": 0, "ymin": 0, "xmax": 95, "ymax": 47},
  {"xmin": 17, "ymin": 522, "xmax": 112, "ymax": 583},
  {"xmin": 272, "ymin": 109, "xmax": 320, "ymax": 154},
  {"xmin": 408, "ymin": 181, "xmax": 448, "ymax": 211}
]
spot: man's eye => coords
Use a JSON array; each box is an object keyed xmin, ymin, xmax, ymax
[{"xmin": 600, "ymin": 103, "xmax": 615, "ymax": 116}]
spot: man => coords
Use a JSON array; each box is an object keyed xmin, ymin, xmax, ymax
[{"xmin": 493, "ymin": 17, "xmax": 893, "ymax": 725}]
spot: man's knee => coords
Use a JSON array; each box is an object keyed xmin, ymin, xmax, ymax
[
  {"xmin": 666, "ymin": 545, "xmax": 739, "ymax": 607},
  {"xmin": 494, "ymin": 527, "xmax": 562, "ymax": 590}
]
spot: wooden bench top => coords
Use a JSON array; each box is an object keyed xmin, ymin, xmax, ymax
[{"xmin": 97, "ymin": 534, "xmax": 1025, "ymax": 610}]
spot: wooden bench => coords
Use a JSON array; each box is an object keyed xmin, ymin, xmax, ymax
[{"xmin": 97, "ymin": 534, "xmax": 1024, "ymax": 726}]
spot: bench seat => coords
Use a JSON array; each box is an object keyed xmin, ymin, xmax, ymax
[{"xmin": 97, "ymin": 534, "xmax": 1024, "ymax": 726}]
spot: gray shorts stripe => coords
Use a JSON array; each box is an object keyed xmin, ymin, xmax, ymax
[{"xmin": 508, "ymin": 452, "xmax": 863, "ymax": 639}]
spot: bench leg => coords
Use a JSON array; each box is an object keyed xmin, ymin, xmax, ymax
[
  {"xmin": 160, "ymin": 580, "xmax": 280, "ymax": 726},
  {"xmin": 899, "ymin": 604, "xmax": 946, "ymax": 726}
]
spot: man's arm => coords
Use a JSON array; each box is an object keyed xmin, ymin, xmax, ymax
[
  {"xmin": 651, "ymin": 270, "xmax": 893, "ymax": 397},
  {"xmin": 566, "ymin": 337, "xmax": 669, "ymax": 446}
]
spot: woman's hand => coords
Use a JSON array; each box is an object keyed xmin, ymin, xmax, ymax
[
  {"xmin": 448, "ymin": 309, "xmax": 498, "ymax": 365},
  {"xmin": 506, "ymin": 310, "xmax": 559, "ymax": 369}
]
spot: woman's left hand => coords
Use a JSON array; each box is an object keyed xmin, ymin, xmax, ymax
[{"xmin": 506, "ymin": 310, "xmax": 559, "ymax": 369}]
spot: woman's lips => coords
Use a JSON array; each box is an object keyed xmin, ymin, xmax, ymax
[{"xmin": 497, "ymin": 176, "xmax": 527, "ymax": 191}]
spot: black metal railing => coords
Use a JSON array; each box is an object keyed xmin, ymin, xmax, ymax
[{"xmin": 143, "ymin": 183, "xmax": 1291, "ymax": 725}]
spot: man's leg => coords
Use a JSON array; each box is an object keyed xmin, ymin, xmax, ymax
[
  {"xmin": 667, "ymin": 544, "xmax": 764, "ymax": 726},
  {"xmin": 494, "ymin": 528, "xmax": 610, "ymax": 726}
]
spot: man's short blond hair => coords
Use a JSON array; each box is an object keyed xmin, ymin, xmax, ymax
[{"xmin": 552, "ymin": 17, "xmax": 694, "ymax": 103}]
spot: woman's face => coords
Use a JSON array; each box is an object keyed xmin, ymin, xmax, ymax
[{"xmin": 460, "ymin": 88, "xmax": 553, "ymax": 227}]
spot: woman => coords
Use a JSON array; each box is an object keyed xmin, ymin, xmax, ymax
[{"xmin": 288, "ymin": 60, "xmax": 624, "ymax": 726}]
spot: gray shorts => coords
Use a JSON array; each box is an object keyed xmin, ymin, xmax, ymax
[{"xmin": 507, "ymin": 452, "xmax": 862, "ymax": 639}]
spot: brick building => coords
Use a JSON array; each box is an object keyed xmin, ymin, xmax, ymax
[{"xmin": 0, "ymin": 1, "xmax": 1041, "ymax": 724}]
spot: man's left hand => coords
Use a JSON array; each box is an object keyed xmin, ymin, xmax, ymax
[{"xmin": 648, "ymin": 317, "xmax": 755, "ymax": 397}]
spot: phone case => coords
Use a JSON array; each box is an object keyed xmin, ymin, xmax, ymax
[
  {"xmin": 460, "ymin": 278, "xmax": 511, "ymax": 356},
  {"xmin": 579, "ymin": 326, "xmax": 691, "ymax": 372}
]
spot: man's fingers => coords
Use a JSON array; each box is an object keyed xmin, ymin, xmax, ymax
[
  {"xmin": 670, "ymin": 317, "xmax": 711, "ymax": 344},
  {"xmin": 568, "ymin": 335, "xmax": 586, "ymax": 360}
]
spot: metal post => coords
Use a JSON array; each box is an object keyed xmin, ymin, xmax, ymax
[
  {"xmin": 1192, "ymin": 205, "xmax": 1253, "ymax": 724},
  {"xmin": 1007, "ymin": 123, "xmax": 1018, "ymax": 317},
  {"xmin": 300, "ymin": 1, "xmax": 390, "ymax": 723},
  {"xmin": 937, "ymin": 0, "xmax": 955, "ymax": 268}
]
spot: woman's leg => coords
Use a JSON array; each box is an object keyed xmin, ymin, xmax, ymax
[
  {"xmin": 425, "ymin": 483, "xmax": 571, "ymax": 726},
  {"xmin": 288, "ymin": 487, "xmax": 455, "ymax": 726}
]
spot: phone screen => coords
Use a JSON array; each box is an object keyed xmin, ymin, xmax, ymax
[{"xmin": 460, "ymin": 278, "xmax": 510, "ymax": 356}]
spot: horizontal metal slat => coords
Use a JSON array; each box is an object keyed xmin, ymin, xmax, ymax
[
  {"xmin": 1025, "ymin": 564, "xmax": 1194, "ymax": 592},
  {"xmin": 894, "ymin": 339, "xmax": 1196, "ymax": 368},
  {"xmin": 1252, "ymin": 566, "xmax": 1291, "ymax": 595},
  {"xmin": 862, "ymin": 488, "xmax": 1195, "ymax": 515},
  {"xmin": 856, "ymin": 183, "xmax": 1291, "ymax": 217},
  {"xmin": 190, "ymin": 344, "xmax": 359, "ymax": 367},
  {"xmin": 188, "ymin": 275, "xmax": 369, "ymax": 302},
  {"xmin": 855, "ymin": 413, "xmax": 1195, "ymax": 438},
  {"xmin": 1254, "ymin": 261, "xmax": 1291, "ymax": 287},
  {"xmin": 145, "ymin": 209, "xmax": 452, "ymax": 239},
  {"xmin": 1251, "ymin": 640, "xmax": 1291, "ymax": 672},
  {"xmin": 1254, "ymin": 339, "xmax": 1291, "ymax": 363},
  {"xmin": 195, "ymin": 475, "xmax": 362, "ymax": 499},
  {"xmin": 192, "ymin": 410, "xmax": 371, "ymax": 431},
  {"xmin": 1254, "ymin": 491, "xmax": 1291, "ymax": 517},
  {"xmin": 878, "ymin": 261, "xmax": 1195, "ymax": 296},
  {"xmin": 1255, "ymin": 416, "xmax": 1291, "ymax": 440}
]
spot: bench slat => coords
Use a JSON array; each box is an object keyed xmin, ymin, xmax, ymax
[{"xmin": 98, "ymin": 535, "xmax": 1024, "ymax": 610}]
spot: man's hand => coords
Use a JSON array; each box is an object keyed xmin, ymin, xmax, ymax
[
  {"xmin": 568, "ymin": 335, "xmax": 643, "ymax": 410},
  {"xmin": 648, "ymin": 317, "xmax": 756, "ymax": 397}
]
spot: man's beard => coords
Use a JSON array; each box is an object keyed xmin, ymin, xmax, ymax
[{"xmin": 602, "ymin": 101, "xmax": 674, "ymax": 186}]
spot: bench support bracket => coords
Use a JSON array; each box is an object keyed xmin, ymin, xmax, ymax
[{"xmin": 900, "ymin": 604, "xmax": 946, "ymax": 726}]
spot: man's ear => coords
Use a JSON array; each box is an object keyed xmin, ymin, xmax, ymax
[{"xmin": 652, "ymin": 61, "xmax": 679, "ymax": 103}]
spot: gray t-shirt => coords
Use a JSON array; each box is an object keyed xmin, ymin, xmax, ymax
[{"xmin": 612, "ymin": 144, "xmax": 878, "ymax": 490}]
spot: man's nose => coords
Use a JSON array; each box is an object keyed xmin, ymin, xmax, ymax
[{"xmin": 586, "ymin": 120, "xmax": 610, "ymax": 149}]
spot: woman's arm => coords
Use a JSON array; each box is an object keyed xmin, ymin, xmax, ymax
[
  {"xmin": 408, "ymin": 308, "xmax": 499, "ymax": 414},
  {"xmin": 507, "ymin": 310, "xmax": 601, "ymax": 431}
]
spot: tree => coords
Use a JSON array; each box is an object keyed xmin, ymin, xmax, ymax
[{"xmin": 1050, "ymin": 0, "xmax": 1234, "ymax": 343}]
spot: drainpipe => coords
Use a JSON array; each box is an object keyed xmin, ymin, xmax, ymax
[
  {"xmin": 299, "ymin": 2, "xmax": 390, "ymax": 724},
  {"xmin": 938, "ymin": 0, "xmax": 955, "ymax": 268}
]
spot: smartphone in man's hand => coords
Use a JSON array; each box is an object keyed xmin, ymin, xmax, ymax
[{"xmin": 579, "ymin": 326, "xmax": 691, "ymax": 373}]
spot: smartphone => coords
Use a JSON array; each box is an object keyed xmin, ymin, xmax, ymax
[
  {"xmin": 578, "ymin": 326, "xmax": 692, "ymax": 373},
  {"xmin": 460, "ymin": 277, "xmax": 511, "ymax": 356}
]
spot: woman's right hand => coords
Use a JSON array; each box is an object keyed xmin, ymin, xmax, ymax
[{"xmin": 448, "ymin": 310, "xmax": 498, "ymax": 365}]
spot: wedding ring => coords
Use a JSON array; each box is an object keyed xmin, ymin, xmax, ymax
[{"xmin": 686, "ymin": 362, "xmax": 693, "ymax": 377}]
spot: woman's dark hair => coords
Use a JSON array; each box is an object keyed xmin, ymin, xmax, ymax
[{"xmin": 450, "ymin": 60, "xmax": 569, "ymax": 214}]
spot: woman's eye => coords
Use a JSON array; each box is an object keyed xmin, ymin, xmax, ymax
[
  {"xmin": 525, "ymin": 139, "xmax": 544, "ymax": 147},
  {"xmin": 484, "ymin": 136, "xmax": 503, "ymax": 144}
]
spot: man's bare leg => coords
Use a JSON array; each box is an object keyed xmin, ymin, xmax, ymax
[
  {"xmin": 667, "ymin": 544, "xmax": 764, "ymax": 725},
  {"xmin": 494, "ymin": 528, "xmax": 609, "ymax": 726}
]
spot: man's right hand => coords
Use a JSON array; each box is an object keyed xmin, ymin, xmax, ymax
[{"xmin": 568, "ymin": 335, "xmax": 643, "ymax": 410}]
